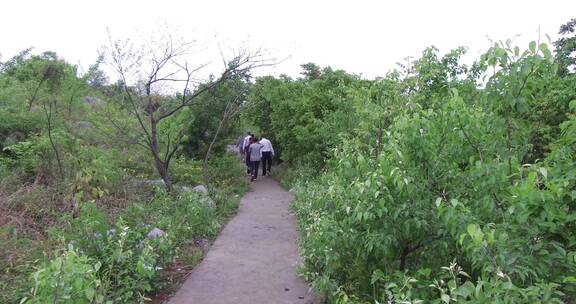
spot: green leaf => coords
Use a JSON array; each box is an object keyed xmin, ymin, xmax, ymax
[
  {"xmin": 467, "ymin": 224, "xmax": 477, "ymax": 237},
  {"xmin": 459, "ymin": 281, "xmax": 476, "ymax": 298},
  {"xmin": 435, "ymin": 197, "xmax": 443, "ymax": 208},
  {"xmin": 85, "ymin": 288, "xmax": 96, "ymax": 300},
  {"xmin": 451, "ymin": 88, "xmax": 459, "ymax": 97},
  {"xmin": 529, "ymin": 41, "xmax": 537, "ymax": 53},
  {"xmin": 538, "ymin": 167, "xmax": 548, "ymax": 180},
  {"xmin": 459, "ymin": 233, "xmax": 466, "ymax": 246}
]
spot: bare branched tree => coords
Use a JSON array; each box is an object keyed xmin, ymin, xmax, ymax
[{"xmin": 105, "ymin": 32, "xmax": 276, "ymax": 192}]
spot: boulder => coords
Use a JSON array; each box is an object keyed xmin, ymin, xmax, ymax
[
  {"xmin": 74, "ymin": 121, "xmax": 94, "ymax": 130},
  {"xmin": 181, "ymin": 184, "xmax": 215, "ymax": 209},
  {"xmin": 3, "ymin": 131, "xmax": 26, "ymax": 146},
  {"xmin": 226, "ymin": 144, "xmax": 240, "ymax": 154},
  {"xmin": 145, "ymin": 179, "xmax": 165, "ymax": 186},
  {"xmin": 29, "ymin": 105, "xmax": 42, "ymax": 112},
  {"xmin": 146, "ymin": 227, "xmax": 166, "ymax": 239},
  {"xmin": 179, "ymin": 186, "xmax": 193, "ymax": 192},
  {"xmin": 192, "ymin": 185, "xmax": 208, "ymax": 194},
  {"xmin": 199, "ymin": 196, "xmax": 216, "ymax": 209}
]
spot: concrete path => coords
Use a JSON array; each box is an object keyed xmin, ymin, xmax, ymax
[{"xmin": 168, "ymin": 177, "xmax": 316, "ymax": 304}]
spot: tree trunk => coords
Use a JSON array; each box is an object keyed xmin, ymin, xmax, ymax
[
  {"xmin": 45, "ymin": 99, "xmax": 64, "ymax": 180},
  {"xmin": 399, "ymin": 245, "xmax": 409, "ymax": 271},
  {"xmin": 399, "ymin": 241, "xmax": 424, "ymax": 271},
  {"xmin": 28, "ymin": 77, "xmax": 46, "ymax": 111},
  {"xmin": 375, "ymin": 127, "xmax": 382, "ymax": 157},
  {"xmin": 153, "ymin": 155, "xmax": 172, "ymax": 192},
  {"xmin": 149, "ymin": 117, "xmax": 173, "ymax": 192}
]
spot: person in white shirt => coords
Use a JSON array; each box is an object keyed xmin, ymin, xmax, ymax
[{"xmin": 259, "ymin": 135, "xmax": 275, "ymax": 176}]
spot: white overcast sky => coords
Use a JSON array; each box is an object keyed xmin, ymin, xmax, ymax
[{"xmin": 1, "ymin": 0, "xmax": 575, "ymax": 80}]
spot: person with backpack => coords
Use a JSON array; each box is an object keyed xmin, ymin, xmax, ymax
[
  {"xmin": 259, "ymin": 135, "xmax": 275, "ymax": 176},
  {"xmin": 248, "ymin": 136, "xmax": 263, "ymax": 182}
]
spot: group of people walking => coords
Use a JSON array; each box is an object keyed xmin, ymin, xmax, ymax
[{"xmin": 240, "ymin": 132, "xmax": 275, "ymax": 182}]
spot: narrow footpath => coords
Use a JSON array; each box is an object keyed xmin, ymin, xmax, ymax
[{"xmin": 168, "ymin": 177, "xmax": 316, "ymax": 304}]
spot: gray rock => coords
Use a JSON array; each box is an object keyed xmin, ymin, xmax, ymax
[
  {"xmin": 181, "ymin": 185, "xmax": 215, "ymax": 209},
  {"xmin": 179, "ymin": 186, "xmax": 193, "ymax": 192},
  {"xmin": 226, "ymin": 144, "xmax": 240, "ymax": 154},
  {"xmin": 3, "ymin": 132, "xmax": 25, "ymax": 146},
  {"xmin": 289, "ymin": 188, "xmax": 296, "ymax": 193},
  {"xmin": 173, "ymin": 184, "xmax": 215, "ymax": 208},
  {"xmin": 145, "ymin": 179, "xmax": 165, "ymax": 186},
  {"xmin": 74, "ymin": 121, "xmax": 94, "ymax": 129},
  {"xmin": 29, "ymin": 106, "xmax": 42, "ymax": 112},
  {"xmin": 193, "ymin": 185, "xmax": 208, "ymax": 194},
  {"xmin": 200, "ymin": 196, "xmax": 216, "ymax": 209},
  {"xmin": 147, "ymin": 227, "xmax": 165, "ymax": 239}
]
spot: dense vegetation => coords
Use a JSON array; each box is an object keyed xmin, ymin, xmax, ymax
[
  {"xmin": 2, "ymin": 18, "xmax": 576, "ymax": 304},
  {"xmin": 0, "ymin": 42, "xmax": 250, "ymax": 303},
  {"xmin": 242, "ymin": 20, "xmax": 576, "ymax": 303}
]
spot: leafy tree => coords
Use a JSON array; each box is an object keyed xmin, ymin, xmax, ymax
[
  {"xmin": 554, "ymin": 17, "xmax": 576, "ymax": 76},
  {"xmin": 181, "ymin": 75, "xmax": 249, "ymax": 159},
  {"xmin": 244, "ymin": 66, "xmax": 361, "ymax": 168},
  {"xmin": 0, "ymin": 50, "xmax": 94, "ymax": 182},
  {"xmin": 300, "ymin": 62, "xmax": 322, "ymax": 80},
  {"xmin": 241, "ymin": 75, "xmax": 287, "ymax": 157}
]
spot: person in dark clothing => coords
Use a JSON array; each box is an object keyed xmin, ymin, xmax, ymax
[
  {"xmin": 244, "ymin": 136, "xmax": 253, "ymax": 175},
  {"xmin": 237, "ymin": 136, "xmax": 244, "ymax": 157},
  {"xmin": 259, "ymin": 135, "xmax": 275, "ymax": 176},
  {"xmin": 248, "ymin": 137, "xmax": 263, "ymax": 182}
]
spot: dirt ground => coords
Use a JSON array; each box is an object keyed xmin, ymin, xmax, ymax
[{"xmin": 168, "ymin": 176, "xmax": 316, "ymax": 304}]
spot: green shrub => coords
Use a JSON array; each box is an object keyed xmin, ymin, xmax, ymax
[
  {"xmin": 35, "ymin": 188, "xmax": 226, "ymax": 303},
  {"xmin": 2, "ymin": 139, "xmax": 40, "ymax": 177},
  {"xmin": 272, "ymin": 163, "xmax": 316, "ymax": 190},
  {"xmin": 25, "ymin": 245, "xmax": 104, "ymax": 304},
  {"xmin": 207, "ymin": 154, "xmax": 248, "ymax": 195},
  {"xmin": 69, "ymin": 146, "xmax": 133, "ymax": 201},
  {"xmin": 169, "ymin": 156, "xmax": 202, "ymax": 185},
  {"xmin": 288, "ymin": 41, "xmax": 576, "ymax": 303}
]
